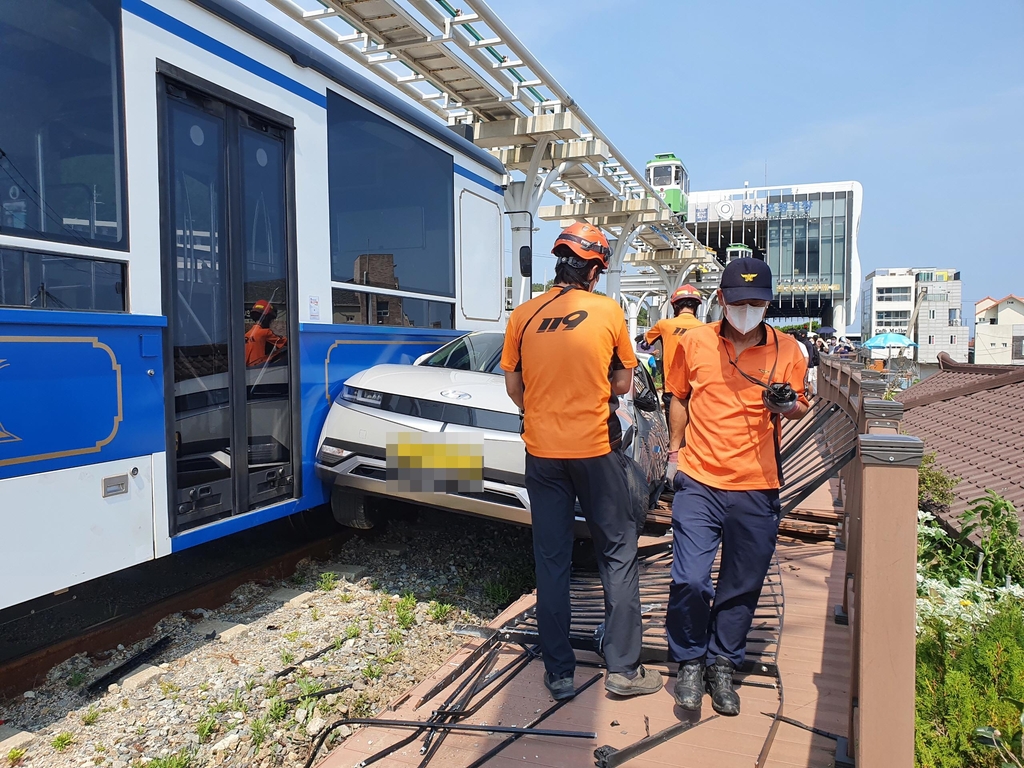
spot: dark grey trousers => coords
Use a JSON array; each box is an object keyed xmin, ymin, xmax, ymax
[{"xmin": 525, "ymin": 450, "xmax": 642, "ymax": 678}]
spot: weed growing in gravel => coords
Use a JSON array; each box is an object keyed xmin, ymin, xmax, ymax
[
  {"xmin": 207, "ymin": 700, "xmax": 229, "ymax": 715},
  {"xmin": 267, "ymin": 697, "xmax": 289, "ymax": 723},
  {"xmin": 311, "ymin": 607, "xmax": 322, "ymax": 622},
  {"xmin": 283, "ymin": 630, "xmax": 302, "ymax": 642},
  {"xmin": 244, "ymin": 678, "xmax": 257, "ymax": 692},
  {"xmin": 229, "ymin": 689, "xmax": 247, "ymax": 713},
  {"xmin": 250, "ymin": 716, "xmax": 269, "ymax": 749},
  {"xmin": 143, "ymin": 749, "xmax": 194, "ymax": 768},
  {"xmin": 338, "ymin": 591, "xmax": 353, "ymax": 603},
  {"xmin": 264, "ymin": 678, "xmax": 281, "ymax": 698},
  {"xmin": 290, "ymin": 572, "xmax": 307, "ymax": 586},
  {"xmin": 483, "ymin": 580, "xmax": 513, "ymax": 607},
  {"xmin": 378, "ymin": 596, "xmax": 393, "ymax": 613},
  {"xmin": 388, "ymin": 629, "xmax": 403, "ymax": 645},
  {"xmin": 6, "ymin": 747, "xmax": 27, "ymax": 766},
  {"xmin": 94, "ymin": 744, "xmax": 106, "ymax": 753},
  {"xmin": 349, "ymin": 694, "xmax": 374, "ymax": 718},
  {"xmin": 81, "ymin": 706, "xmax": 100, "ymax": 726},
  {"xmin": 196, "ymin": 715, "xmax": 217, "ymax": 744},
  {"xmin": 381, "ymin": 650, "xmax": 401, "ymax": 665},
  {"xmin": 396, "ymin": 606, "xmax": 416, "ymax": 630},
  {"xmin": 296, "ymin": 677, "xmax": 324, "ymax": 697},
  {"xmin": 51, "ymin": 732, "xmax": 74, "ymax": 751},
  {"xmin": 345, "ymin": 623, "xmax": 360, "ymax": 640},
  {"xmin": 198, "ymin": 682, "xmax": 209, "ymax": 693},
  {"xmin": 362, "ymin": 663, "xmax": 383, "ymax": 680},
  {"xmin": 317, "ymin": 571, "xmax": 338, "ymax": 592},
  {"xmin": 369, "ymin": 578, "xmax": 381, "ymax": 591},
  {"xmin": 428, "ymin": 602, "xmax": 455, "ymax": 622},
  {"xmin": 280, "ymin": 649, "xmax": 295, "ymax": 665},
  {"xmin": 67, "ymin": 670, "xmax": 87, "ymax": 688},
  {"xmin": 333, "ymin": 636, "xmax": 344, "ymax": 651},
  {"xmin": 159, "ymin": 680, "xmax": 180, "ymax": 698},
  {"xmin": 256, "ymin": 664, "xmax": 265, "ymax": 674}
]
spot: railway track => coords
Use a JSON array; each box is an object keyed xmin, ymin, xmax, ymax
[{"xmin": 0, "ymin": 513, "xmax": 352, "ymax": 700}]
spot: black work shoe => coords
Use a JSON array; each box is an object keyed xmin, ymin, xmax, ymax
[
  {"xmin": 705, "ymin": 656, "xmax": 740, "ymax": 716},
  {"xmin": 544, "ymin": 673, "xmax": 576, "ymax": 701},
  {"xmin": 672, "ymin": 660, "xmax": 704, "ymax": 710}
]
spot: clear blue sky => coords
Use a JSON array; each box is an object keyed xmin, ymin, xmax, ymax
[{"xmin": 489, "ymin": 0, "xmax": 1024, "ymax": 332}]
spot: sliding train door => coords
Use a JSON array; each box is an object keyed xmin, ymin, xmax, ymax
[{"xmin": 160, "ymin": 74, "xmax": 297, "ymax": 532}]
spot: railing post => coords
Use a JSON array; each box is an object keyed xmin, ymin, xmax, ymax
[{"xmin": 848, "ymin": 432, "xmax": 923, "ymax": 767}]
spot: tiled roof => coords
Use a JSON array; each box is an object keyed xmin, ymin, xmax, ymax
[{"xmin": 898, "ymin": 354, "xmax": 1024, "ymax": 532}]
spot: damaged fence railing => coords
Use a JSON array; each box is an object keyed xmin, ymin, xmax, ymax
[{"xmin": 818, "ymin": 356, "xmax": 924, "ymax": 767}]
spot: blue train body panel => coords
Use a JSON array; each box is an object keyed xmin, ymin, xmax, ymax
[{"xmin": 0, "ymin": 309, "xmax": 167, "ymax": 481}]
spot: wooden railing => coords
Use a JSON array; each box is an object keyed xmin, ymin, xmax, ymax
[{"xmin": 818, "ymin": 356, "xmax": 924, "ymax": 767}]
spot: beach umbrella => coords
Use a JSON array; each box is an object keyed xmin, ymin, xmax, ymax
[{"xmin": 863, "ymin": 332, "xmax": 917, "ymax": 349}]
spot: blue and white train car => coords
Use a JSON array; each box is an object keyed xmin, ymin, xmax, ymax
[{"xmin": 0, "ymin": 0, "xmax": 507, "ymax": 610}]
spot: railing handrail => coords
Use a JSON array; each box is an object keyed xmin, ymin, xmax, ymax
[{"xmin": 818, "ymin": 356, "xmax": 924, "ymax": 767}]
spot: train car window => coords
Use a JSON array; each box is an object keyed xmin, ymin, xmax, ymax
[
  {"xmin": 651, "ymin": 166, "xmax": 673, "ymax": 187},
  {"xmin": 0, "ymin": 0, "xmax": 127, "ymax": 249},
  {"xmin": 0, "ymin": 248, "xmax": 125, "ymax": 311},
  {"xmin": 331, "ymin": 288, "xmax": 454, "ymax": 329},
  {"xmin": 327, "ymin": 91, "xmax": 454, "ymax": 299}
]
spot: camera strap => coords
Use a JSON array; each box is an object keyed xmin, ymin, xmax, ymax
[{"xmin": 723, "ymin": 323, "xmax": 787, "ymax": 486}]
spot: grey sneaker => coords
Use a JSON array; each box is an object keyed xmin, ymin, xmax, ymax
[
  {"xmin": 544, "ymin": 673, "xmax": 576, "ymax": 701},
  {"xmin": 705, "ymin": 656, "xmax": 740, "ymax": 716},
  {"xmin": 672, "ymin": 660, "xmax": 704, "ymax": 710},
  {"xmin": 605, "ymin": 665, "xmax": 664, "ymax": 697}
]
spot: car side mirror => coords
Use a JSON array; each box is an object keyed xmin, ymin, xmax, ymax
[
  {"xmin": 519, "ymin": 245, "xmax": 532, "ymax": 278},
  {"xmin": 413, "ymin": 353, "xmax": 430, "ymax": 365},
  {"xmin": 633, "ymin": 389, "xmax": 660, "ymax": 413}
]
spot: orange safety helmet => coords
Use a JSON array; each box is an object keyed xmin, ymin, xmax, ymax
[
  {"xmin": 670, "ymin": 284, "xmax": 702, "ymax": 306},
  {"xmin": 251, "ymin": 299, "xmax": 277, "ymax": 323},
  {"xmin": 551, "ymin": 222, "xmax": 611, "ymax": 269}
]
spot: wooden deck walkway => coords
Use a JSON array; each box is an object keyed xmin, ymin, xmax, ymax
[{"xmin": 318, "ymin": 485, "xmax": 849, "ymax": 768}]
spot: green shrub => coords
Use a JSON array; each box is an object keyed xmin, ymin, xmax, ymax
[
  {"xmin": 918, "ymin": 453, "xmax": 959, "ymax": 514},
  {"xmin": 916, "ymin": 598, "xmax": 1024, "ymax": 766}
]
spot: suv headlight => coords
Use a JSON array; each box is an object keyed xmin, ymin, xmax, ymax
[{"xmin": 340, "ymin": 385, "xmax": 383, "ymax": 407}]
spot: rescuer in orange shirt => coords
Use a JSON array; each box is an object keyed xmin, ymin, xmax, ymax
[
  {"xmin": 501, "ymin": 222, "xmax": 663, "ymax": 702},
  {"xmin": 664, "ymin": 257, "xmax": 809, "ymax": 716},
  {"xmin": 244, "ymin": 299, "xmax": 287, "ymax": 367},
  {"xmin": 637, "ymin": 284, "xmax": 703, "ymax": 433}
]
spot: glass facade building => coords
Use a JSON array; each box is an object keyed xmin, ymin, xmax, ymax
[{"xmin": 686, "ymin": 181, "xmax": 862, "ymax": 332}]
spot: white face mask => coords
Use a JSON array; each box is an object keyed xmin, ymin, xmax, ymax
[{"xmin": 724, "ymin": 303, "xmax": 767, "ymax": 335}]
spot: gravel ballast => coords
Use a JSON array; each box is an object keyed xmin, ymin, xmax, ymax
[{"xmin": 1, "ymin": 511, "xmax": 535, "ymax": 768}]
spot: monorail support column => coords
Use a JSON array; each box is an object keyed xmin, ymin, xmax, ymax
[
  {"xmin": 605, "ymin": 212, "xmax": 641, "ymax": 304},
  {"xmin": 504, "ymin": 133, "xmax": 564, "ymax": 308}
]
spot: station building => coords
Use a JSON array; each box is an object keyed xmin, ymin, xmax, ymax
[{"xmin": 685, "ymin": 181, "xmax": 862, "ymax": 333}]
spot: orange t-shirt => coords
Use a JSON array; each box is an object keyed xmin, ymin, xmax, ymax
[
  {"xmin": 500, "ymin": 287, "xmax": 638, "ymax": 459},
  {"xmin": 244, "ymin": 325, "xmax": 287, "ymax": 367},
  {"xmin": 644, "ymin": 314, "xmax": 703, "ymax": 375},
  {"xmin": 666, "ymin": 322, "xmax": 808, "ymax": 490}
]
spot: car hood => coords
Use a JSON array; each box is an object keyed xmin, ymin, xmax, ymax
[{"xmin": 345, "ymin": 365, "xmax": 517, "ymax": 414}]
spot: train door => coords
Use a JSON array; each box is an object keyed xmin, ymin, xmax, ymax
[{"xmin": 159, "ymin": 74, "xmax": 297, "ymax": 532}]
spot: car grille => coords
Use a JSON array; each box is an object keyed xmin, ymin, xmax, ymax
[{"xmin": 378, "ymin": 394, "xmax": 521, "ymax": 434}]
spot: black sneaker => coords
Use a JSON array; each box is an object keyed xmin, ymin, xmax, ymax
[
  {"xmin": 672, "ymin": 660, "xmax": 703, "ymax": 710},
  {"xmin": 544, "ymin": 673, "xmax": 576, "ymax": 701},
  {"xmin": 705, "ymin": 655, "xmax": 740, "ymax": 716}
]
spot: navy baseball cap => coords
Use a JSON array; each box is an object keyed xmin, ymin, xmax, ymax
[{"xmin": 720, "ymin": 257, "xmax": 774, "ymax": 303}]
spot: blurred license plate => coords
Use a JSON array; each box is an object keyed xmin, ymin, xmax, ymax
[{"xmin": 386, "ymin": 432, "xmax": 484, "ymax": 494}]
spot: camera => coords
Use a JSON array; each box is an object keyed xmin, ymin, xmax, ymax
[{"xmin": 762, "ymin": 382, "xmax": 797, "ymax": 412}]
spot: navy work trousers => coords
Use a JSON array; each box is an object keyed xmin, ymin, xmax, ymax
[
  {"xmin": 525, "ymin": 450, "xmax": 641, "ymax": 679},
  {"xmin": 667, "ymin": 471, "xmax": 780, "ymax": 668}
]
